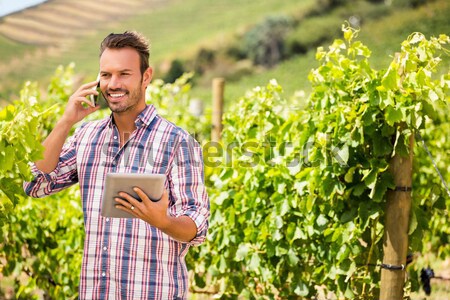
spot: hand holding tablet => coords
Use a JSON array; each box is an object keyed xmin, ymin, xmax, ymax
[{"xmin": 101, "ymin": 173, "xmax": 166, "ymax": 218}]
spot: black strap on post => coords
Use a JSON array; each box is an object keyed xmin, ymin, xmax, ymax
[
  {"xmin": 380, "ymin": 263, "xmax": 405, "ymax": 271},
  {"xmin": 394, "ymin": 186, "xmax": 412, "ymax": 192}
]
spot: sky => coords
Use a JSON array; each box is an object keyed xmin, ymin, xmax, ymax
[{"xmin": 0, "ymin": 0, "xmax": 47, "ymax": 18}]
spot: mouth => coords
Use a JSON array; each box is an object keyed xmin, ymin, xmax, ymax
[{"xmin": 107, "ymin": 90, "xmax": 128, "ymax": 102}]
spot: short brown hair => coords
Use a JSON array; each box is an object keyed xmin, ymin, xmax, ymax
[{"xmin": 100, "ymin": 31, "xmax": 150, "ymax": 74}]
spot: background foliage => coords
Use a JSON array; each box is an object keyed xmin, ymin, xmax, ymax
[
  {"xmin": 0, "ymin": 26, "xmax": 449, "ymax": 299},
  {"xmin": 0, "ymin": 65, "xmax": 84, "ymax": 299},
  {"xmin": 188, "ymin": 26, "xmax": 450, "ymax": 299}
]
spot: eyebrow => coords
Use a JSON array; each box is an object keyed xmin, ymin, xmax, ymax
[{"xmin": 100, "ymin": 69, "xmax": 134, "ymax": 74}]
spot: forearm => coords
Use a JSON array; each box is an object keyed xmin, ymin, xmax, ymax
[
  {"xmin": 35, "ymin": 119, "xmax": 73, "ymax": 173},
  {"xmin": 159, "ymin": 215, "xmax": 197, "ymax": 243},
  {"xmin": 34, "ymin": 80, "xmax": 100, "ymax": 174}
]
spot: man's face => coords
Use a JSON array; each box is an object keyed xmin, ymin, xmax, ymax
[{"xmin": 99, "ymin": 47, "xmax": 152, "ymax": 114}]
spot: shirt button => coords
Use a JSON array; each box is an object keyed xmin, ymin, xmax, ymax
[
  {"xmin": 106, "ymin": 218, "xmax": 110, "ymax": 222},
  {"xmin": 103, "ymin": 246, "xmax": 107, "ymax": 251},
  {"xmin": 102, "ymin": 272, "xmax": 106, "ymax": 277},
  {"xmin": 113, "ymin": 136, "xmax": 118, "ymax": 140}
]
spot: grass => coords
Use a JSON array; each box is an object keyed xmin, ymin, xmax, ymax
[
  {"xmin": 0, "ymin": 34, "xmax": 36, "ymax": 65},
  {"xmin": 199, "ymin": 51, "xmax": 318, "ymax": 110}
]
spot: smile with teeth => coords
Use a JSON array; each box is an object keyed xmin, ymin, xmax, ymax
[
  {"xmin": 108, "ymin": 91, "xmax": 127, "ymax": 100},
  {"xmin": 110, "ymin": 93, "xmax": 126, "ymax": 98}
]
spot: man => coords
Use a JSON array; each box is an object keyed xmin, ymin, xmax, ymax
[{"xmin": 23, "ymin": 31, "xmax": 209, "ymax": 299}]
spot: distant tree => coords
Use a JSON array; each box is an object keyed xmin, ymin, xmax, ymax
[
  {"xmin": 193, "ymin": 48, "xmax": 215, "ymax": 75},
  {"xmin": 242, "ymin": 15, "xmax": 293, "ymax": 68},
  {"xmin": 409, "ymin": 0, "xmax": 428, "ymax": 7},
  {"xmin": 163, "ymin": 59, "xmax": 185, "ymax": 83},
  {"xmin": 316, "ymin": 0, "xmax": 349, "ymax": 9},
  {"xmin": 366, "ymin": 0, "xmax": 428, "ymax": 7}
]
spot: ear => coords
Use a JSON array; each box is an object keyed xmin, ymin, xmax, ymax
[{"xmin": 142, "ymin": 67, "xmax": 153, "ymax": 87}]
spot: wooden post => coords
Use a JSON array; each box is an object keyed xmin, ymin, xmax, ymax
[
  {"xmin": 380, "ymin": 134, "xmax": 414, "ymax": 300},
  {"xmin": 211, "ymin": 78, "xmax": 225, "ymax": 142}
]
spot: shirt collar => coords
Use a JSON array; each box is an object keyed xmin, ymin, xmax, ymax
[
  {"xmin": 106, "ymin": 104, "xmax": 157, "ymax": 129},
  {"xmin": 135, "ymin": 104, "xmax": 157, "ymax": 127}
]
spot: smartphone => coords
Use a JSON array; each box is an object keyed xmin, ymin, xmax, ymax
[{"xmin": 90, "ymin": 74, "xmax": 105, "ymax": 106}]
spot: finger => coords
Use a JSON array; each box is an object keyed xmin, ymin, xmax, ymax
[
  {"xmin": 133, "ymin": 187, "xmax": 167, "ymax": 203},
  {"xmin": 73, "ymin": 88, "xmax": 99, "ymax": 100},
  {"xmin": 78, "ymin": 80, "xmax": 99, "ymax": 91},
  {"xmin": 70, "ymin": 81, "xmax": 100, "ymax": 100},
  {"xmin": 114, "ymin": 196, "xmax": 130, "ymax": 208},
  {"xmin": 161, "ymin": 189, "xmax": 169, "ymax": 201},
  {"xmin": 114, "ymin": 196, "xmax": 139, "ymax": 212},
  {"xmin": 75, "ymin": 98, "xmax": 96, "ymax": 108},
  {"xmin": 72, "ymin": 96, "xmax": 98, "ymax": 108},
  {"xmin": 114, "ymin": 199, "xmax": 137, "ymax": 215},
  {"xmin": 133, "ymin": 187, "xmax": 150, "ymax": 202},
  {"xmin": 89, "ymin": 103, "xmax": 102, "ymax": 111},
  {"xmin": 88, "ymin": 89, "xmax": 99, "ymax": 97},
  {"xmin": 117, "ymin": 191, "xmax": 141, "ymax": 206},
  {"xmin": 158, "ymin": 189, "xmax": 169, "ymax": 205}
]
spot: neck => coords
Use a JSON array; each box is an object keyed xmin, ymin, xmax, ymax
[
  {"xmin": 113, "ymin": 112, "xmax": 137, "ymax": 133},
  {"xmin": 112, "ymin": 103, "xmax": 146, "ymax": 146}
]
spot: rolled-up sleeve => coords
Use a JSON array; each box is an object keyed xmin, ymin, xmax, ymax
[
  {"xmin": 23, "ymin": 132, "xmax": 79, "ymax": 198},
  {"xmin": 169, "ymin": 134, "xmax": 210, "ymax": 246}
]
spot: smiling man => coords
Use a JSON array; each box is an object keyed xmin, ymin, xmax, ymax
[{"xmin": 23, "ymin": 31, "xmax": 210, "ymax": 299}]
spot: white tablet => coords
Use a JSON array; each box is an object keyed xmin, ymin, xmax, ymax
[{"xmin": 101, "ymin": 173, "xmax": 166, "ymax": 218}]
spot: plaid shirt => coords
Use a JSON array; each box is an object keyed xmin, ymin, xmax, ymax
[{"xmin": 24, "ymin": 105, "xmax": 209, "ymax": 299}]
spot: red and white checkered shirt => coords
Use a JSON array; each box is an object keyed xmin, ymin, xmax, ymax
[{"xmin": 24, "ymin": 105, "xmax": 209, "ymax": 299}]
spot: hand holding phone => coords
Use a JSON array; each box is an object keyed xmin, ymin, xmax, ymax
[{"xmin": 89, "ymin": 74, "xmax": 104, "ymax": 106}]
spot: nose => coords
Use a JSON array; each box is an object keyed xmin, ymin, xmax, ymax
[{"xmin": 107, "ymin": 74, "xmax": 121, "ymax": 90}]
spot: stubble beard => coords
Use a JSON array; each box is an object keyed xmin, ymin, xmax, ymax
[{"xmin": 107, "ymin": 81, "xmax": 144, "ymax": 114}]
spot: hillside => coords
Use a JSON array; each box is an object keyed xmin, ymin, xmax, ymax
[
  {"xmin": 204, "ymin": 0, "xmax": 450, "ymax": 104},
  {"xmin": 0, "ymin": 0, "xmax": 448, "ymax": 106},
  {"xmin": 0, "ymin": 0, "xmax": 172, "ymax": 103},
  {"xmin": 0, "ymin": 0, "xmax": 158, "ymax": 45},
  {"xmin": 0, "ymin": 0, "xmax": 310, "ymax": 103}
]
